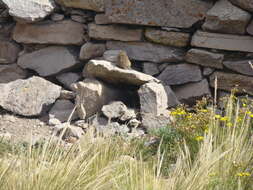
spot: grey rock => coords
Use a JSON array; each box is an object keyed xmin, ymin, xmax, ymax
[
  {"xmin": 56, "ymin": 72, "xmax": 82, "ymax": 89},
  {"xmin": 0, "ymin": 40, "xmax": 21, "ymax": 64},
  {"xmin": 58, "ymin": 123, "xmax": 84, "ymax": 140},
  {"xmin": 18, "ymin": 46, "xmax": 79, "ymax": 77},
  {"xmin": 48, "ymin": 115, "xmax": 61, "ymax": 126},
  {"xmin": 95, "ymin": 14, "xmax": 111, "ymax": 25},
  {"xmin": 145, "ymin": 29, "xmax": 190, "ymax": 47},
  {"xmin": 223, "ymin": 59, "xmax": 253, "ymax": 76},
  {"xmin": 229, "ymin": 0, "xmax": 253, "ymax": 13},
  {"xmin": 50, "ymin": 13, "xmax": 64, "ymax": 21},
  {"xmin": 0, "ymin": 76, "xmax": 61, "ymax": 116},
  {"xmin": 106, "ymin": 41, "xmax": 185, "ymax": 63},
  {"xmin": 138, "ymin": 82, "xmax": 168, "ymax": 116},
  {"xmin": 105, "ymin": 0, "xmax": 212, "ymax": 28},
  {"xmin": 71, "ymin": 15, "xmax": 86, "ymax": 23},
  {"xmin": 56, "ymin": 0, "xmax": 104, "ymax": 12},
  {"xmin": 80, "ymin": 42, "xmax": 106, "ymax": 60},
  {"xmin": 84, "ymin": 60, "xmax": 158, "ymax": 86},
  {"xmin": 88, "ymin": 23, "xmax": 142, "ymax": 41},
  {"xmin": 49, "ymin": 100, "xmax": 78, "ymax": 122},
  {"xmin": 102, "ymin": 101, "xmax": 128, "ymax": 119},
  {"xmin": 120, "ymin": 109, "xmax": 136, "ymax": 121},
  {"xmin": 173, "ymin": 79, "xmax": 211, "ymax": 104},
  {"xmin": 247, "ymin": 20, "xmax": 253, "ymax": 35},
  {"xmin": 103, "ymin": 50, "xmax": 122, "ymax": 63},
  {"xmin": 210, "ymin": 71, "xmax": 253, "ymax": 95},
  {"xmin": 157, "ymin": 63, "xmax": 202, "ymax": 85},
  {"xmin": 185, "ymin": 49, "xmax": 224, "ymax": 69},
  {"xmin": 0, "ymin": 64, "xmax": 27, "ymax": 83},
  {"xmin": 191, "ymin": 31, "xmax": 253, "ymax": 52},
  {"xmin": 59, "ymin": 90, "xmax": 76, "ymax": 100},
  {"xmin": 2, "ymin": 0, "xmax": 55, "ymax": 23},
  {"xmin": 164, "ymin": 85, "xmax": 180, "ymax": 108},
  {"xmin": 203, "ymin": 0, "xmax": 251, "ymax": 34},
  {"xmin": 13, "ymin": 20, "xmax": 85, "ymax": 45},
  {"xmin": 128, "ymin": 119, "xmax": 141, "ymax": 128},
  {"xmin": 141, "ymin": 113, "xmax": 171, "ymax": 131},
  {"xmin": 203, "ymin": 67, "xmax": 215, "ymax": 76},
  {"xmin": 142, "ymin": 62, "xmax": 160, "ymax": 76}
]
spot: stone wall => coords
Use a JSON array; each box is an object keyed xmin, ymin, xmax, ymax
[{"xmin": 0, "ymin": 0, "xmax": 253, "ymax": 126}]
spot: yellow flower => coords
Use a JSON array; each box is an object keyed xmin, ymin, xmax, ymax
[
  {"xmin": 236, "ymin": 172, "xmax": 251, "ymax": 177},
  {"xmin": 215, "ymin": 115, "xmax": 221, "ymax": 119},
  {"xmin": 195, "ymin": 136, "xmax": 204, "ymax": 141},
  {"xmin": 242, "ymin": 103, "xmax": 247, "ymax": 107},
  {"xmin": 226, "ymin": 122, "xmax": 233, "ymax": 127},
  {"xmin": 186, "ymin": 113, "xmax": 193, "ymax": 119},
  {"xmin": 220, "ymin": 116, "xmax": 228, "ymax": 121},
  {"xmin": 246, "ymin": 111, "xmax": 252, "ymax": 115},
  {"xmin": 200, "ymin": 109, "xmax": 208, "ymax": 113},
  {"xmin": 250, "ymin": 114, "xmax": 253, "ymax": 118},
  {"xmin": 209, "ymin": 172, "xmax": 217, "ymax": 177}
]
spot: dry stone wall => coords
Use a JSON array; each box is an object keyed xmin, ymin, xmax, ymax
[{"xmin": 0, "ymin": 0, "xmax": 253, "ymax": 130}]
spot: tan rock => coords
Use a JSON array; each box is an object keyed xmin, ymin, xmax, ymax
[
  {"xmin": 0, "ymin": 40, "xmax": 21, "ymax": 64},
  {"xmin": 56, "ymin": 0, "xmax": 104, "ymax": 12}
]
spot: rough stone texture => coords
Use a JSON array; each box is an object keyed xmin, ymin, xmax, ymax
[
  {"xmin": 95, "ymin": 14, "xmax": 111, "ymax": 25},
  {"xmin": 84, "ymin": 60, "xmax": 158, "ymax": 86},
  {"xmin": 56, "ymin": 72, "xmax": 82, "ymax": 89},
  {"xmin": 185, "ymin": 49, "xmax": 224, "ymax": 69},
  {"xmin": 103, "ymin": 50, "xmax": 122, "ymax": 63},
  {"xmin": 2, "ymin": 0, "xmax": 55, "ymax": 23},
  {"xmin": 191, "ymin": 31, "xmax": 253, "ymax": 52},
  {"xmin": 203, "ymin": 0, "xmax": 251, "ymax": 34},
  {"xmin": 210, "ymin": 71, "xmax": 253, "ymax": 95},
  {"xmin": 71, "ymin": 79, "xmax": 123, "ymax": 119},
  {"xmin": 13, "ymin": 20, "xmax": 85, "ymax": 45},
  {"xmin": 18, "ymin": 46, "xmax": 78, "ymax": 77},
  {"xmin": 49, "ymin": 100, "xmax": 77, "ymax": 122},
  {"xmin": 79, "ymin": 42, "xmax": 106, "ymax": 60},
  {"xmin": 0, "ymin": 40, "xmax": 21, "ymax": 64},
  {"xmin": 203, "ymin": 67, "xmax": 215, "ymax": 76},
  {"xmin": 105, "ymin": 0, "xmax": 213, "ymax": 28},
  {"xmin": 88, "ymin": 23, "xmax": 142, "ymax": 41},
  {"xmin": 101, "ymin": 101, "xmax": 128, "ymax": 119},
  {"xmin": 106, "ymin": 41, "xmax": 185, "ymax": 63},
  {"xmin": 141, "ymin": 113, "xmax": 171, "ymax": 131},
  {"xmin": 247, "ymin": 20, "xmax": 253, "ymax": 35},
  {"xmin": 142, "ymin": 62, "xmax": 160, "ymax": 76},
  {"xmin": 59, "ymin": 90, "xmax": 76, "ymax": 100},
  {"xmin": 138, "ymin": 82, "xmax": 168, "ymax": 116},
  {"xmin": 0, "ymin": 64, "xmax": 27, "ymax": 83},
  {"xmin": 229, "ymin": 0, "xmax": 253, "ymax": 13},
  {"xmin": 173, "ymin": 79, "xmax": 211, "ymax": 104},
  {"xmin": 164, "ymin": 85, "xmax": 180, "ymax": 108},
  {"xmin": 56, "ymin": 0, "xmax": 104, "ymax": 12},
  {"xmin": 145, "ymin": 29, "xmax": 190, "ymax": 47},
  {"xmin": 0, "ymin": 76, "xmax": 61, "ymax": 116},
  {"xmin": 223, "ymin": 60, "xmax": 253, "ymax": 76},
  {"xmin": 157, "ymin": 64, "xmax": 202, "ymax": 85}
]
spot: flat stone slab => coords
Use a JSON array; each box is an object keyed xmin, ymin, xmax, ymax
[
  {"xmin": 0, "ymin": 76, "xmax": 61, "ymax": 116},
  {"xmin": 0, "ymin": 40, "xmax": 21, "ymax": 64},
  {"xmin": 105, "ymin": 0, "xmax": 212, "ymax": 28},
  {"xmin": 191, "ymin": 31, "xmax": 253, "ymax": 52},
  {"xmin": 13, "ymin": 20, "xmax": 85, "ymax": 45},
  {"xmin": 106, "ymin": 41, "xmax": 185, "ymax": 63},
  {"xmin": 84, "ymin": 60, "xmax": 158, "ymax": 86},
  {"xmin": 223, "ymin": 59, "xmax": 253, "ymax": 76},
  {"xmin": 229, "ymin": 0, "xmax": 253, "ymax": 13},
  {"xmin": 56, "ymin": 0, "xmax": 104, "ymax": 12},
  {"xmin": 210, "ymin": 71, "xmax": 253, "ymax": 95},
  {"xmin": 0, "ymin": 64, "xmax": 27, "ymax": 83}
]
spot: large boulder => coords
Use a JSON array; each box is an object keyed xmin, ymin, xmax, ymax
[
  {"xmin": 157, "ymin": 63, "xmax": 202, "ymax": 85},
  {"xmin": 0, "ymin": 64, "xmax": 27, "ymax": 83},
  {"xmin": 106, "ymin": 41, "xmax": 185, "ymax": 63},
  {"xmin": 229, "ymin": 0, "xmax": 253, "ymax": 13},
  {"xmin": 0, "ymin": 40, "xmax": 21, "ymax": 64},
  {"xmin": 13, "ymin": 20, "xmax": 85, "ymax": 45},
  {"xmin": 210, "ymin": 71, "xmax": 253, "ymax": 95},
  {"xmin": 0, "ymin": 76, "xmax": 61, "ymax": 116},
  {"xmin": 56, "ymin": 0, "xmax": 104, "ymax": 12},
  {"xmin": 191, "ymin": 31, "xmax": 253, "ymax": 52},
  {"xmin": 18, "ymin": 46, "xmax": 79, "ymax": 76},
  {"xmin": 223, "ymin": 59, "xmax": 253, "ymax": 76},
  {"xmin": 105, "ymin": 0, "xmax": 212, "ymax": 28},
  {"xmin": 2, "ymin": 0, "xmax": 55, "ymax": 23},
  {"xmin": 203, "ymin": 0, "xmax": 251, "ymax": 34},
  {"xmin": 84, "ymin": 60, "xmax": 158, "ymax": 86}
]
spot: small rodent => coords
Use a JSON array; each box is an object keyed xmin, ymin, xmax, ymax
[{"xmin": 117, "ymin": 50, "xmax": 132, "ymax": 69}]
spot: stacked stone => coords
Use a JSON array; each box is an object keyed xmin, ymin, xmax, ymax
[{"xmin": 0, "ymin": 0, "xmax": 253, "ymax": 130}]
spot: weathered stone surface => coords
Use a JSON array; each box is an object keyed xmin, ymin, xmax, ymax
[
  {"xmin": 223, "ymin": 60, "xmax": 253, "ymax": 76},
  {"xmin": 141, "ymin": 113, "xmax": 171, "ymax": 131},
  {"xmin": 157, "ymin": 64, "xmax": 202, "ymax": 85},
  {"xmin": 0, "ymin": 64, "xmax": 27, "ymax": 83},
  {"xmin": 203, "ymin": 67, "xmax": 215, "ymax": 76},
  {"xmin": 84, "ymin": 60, "xmax": 158, "ymax": 86},
  {"xmin": 2, "ymin": 0, "xmax": 55, "ymax": 23},
  {"xmin": 164, "ymin": 85, "xmax": 180, "ymax": 108},
  {"xmin": 56, "ymin": 72, "xmax": 82, "ymax": 89},
  {"xmin": 80, "ymin": 42, "xmax": 106, "ymax": 60},
  {"xmin": 88, "ymin": 23, "xmax": 142, "ymax": 41},
  {"xmin": 173, "ymin": 79, "xmax": 211, "ymax": 104},
  {"xmin": 106, "ymin": 41, "xmax": 185, "ymax": 63},
  {"xmin": 49, "ymin": 100, "xmax": 77, "ymax": 122},
  {"xmin": 191, "ymin": 31, "xmax": 253, "ymax": 52},
  {"xmin": 138, "ymin": 82, "xmax": 168, "ymax": 116},
  {"xmin": 105, "ymin": 0, "xmax": 212, "ymax": 28},
  {"xmin": 95, "ymin": 14, "xmax": 111, "ymax": 25},
  {"xmin": 18, "ymin": 46, "xmax": 79, "ymax": 77},
  {"xmin": 13, "ymin": 20, "xmax": 85, "ymax": 45},
  {"xmin": 103, "ymin": 50, "xmax": 121, "ymax": 63},
  {"xmin": 142, "ymin": 62, "xmax": 160, "ymax": 76},
  {"xmin": 101, "ymin": 101, "xmax": 128, "ymax": 119},
  {"xmin": 0, "ymin": 76, "xmax": 61, "ymax": 116},
  {"xmin": 210, "ymin": 71, "xmax": 253, "ymax": 95},
  {"xmin": 185, "ymin": 49, "xmax": 224, "ymax": 69},
  {"xmin": 56, "ymin": 0, "xmax": 104, "ymax": 12},
  {"xmin": 71, "ymin": 79, "xmax": 123, "ymax": 119},
  {"xmin": 0, "ymin": 40, "xmax": 21, "ymax": 64},
  {"xmin": 59, "ymin": 90, "xmax": 76, "ymax": 100},
  {"xmin": 145, "ymin": 29, "xmax": 190, "ymax": 47},
  {"xmin": 247, "ymin": 20, "xmax": 253, "ymax": 35},
  {"xmin": 203, "ymin": 0, "xmax": 251, "ymax": 34},
  {"xmin": 50, "ymin": 13, "xmax": 64, "ymax": 21},
  {"xmin": 229, "ymin": 0, "xmax": 253, "ymax": 13}
]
